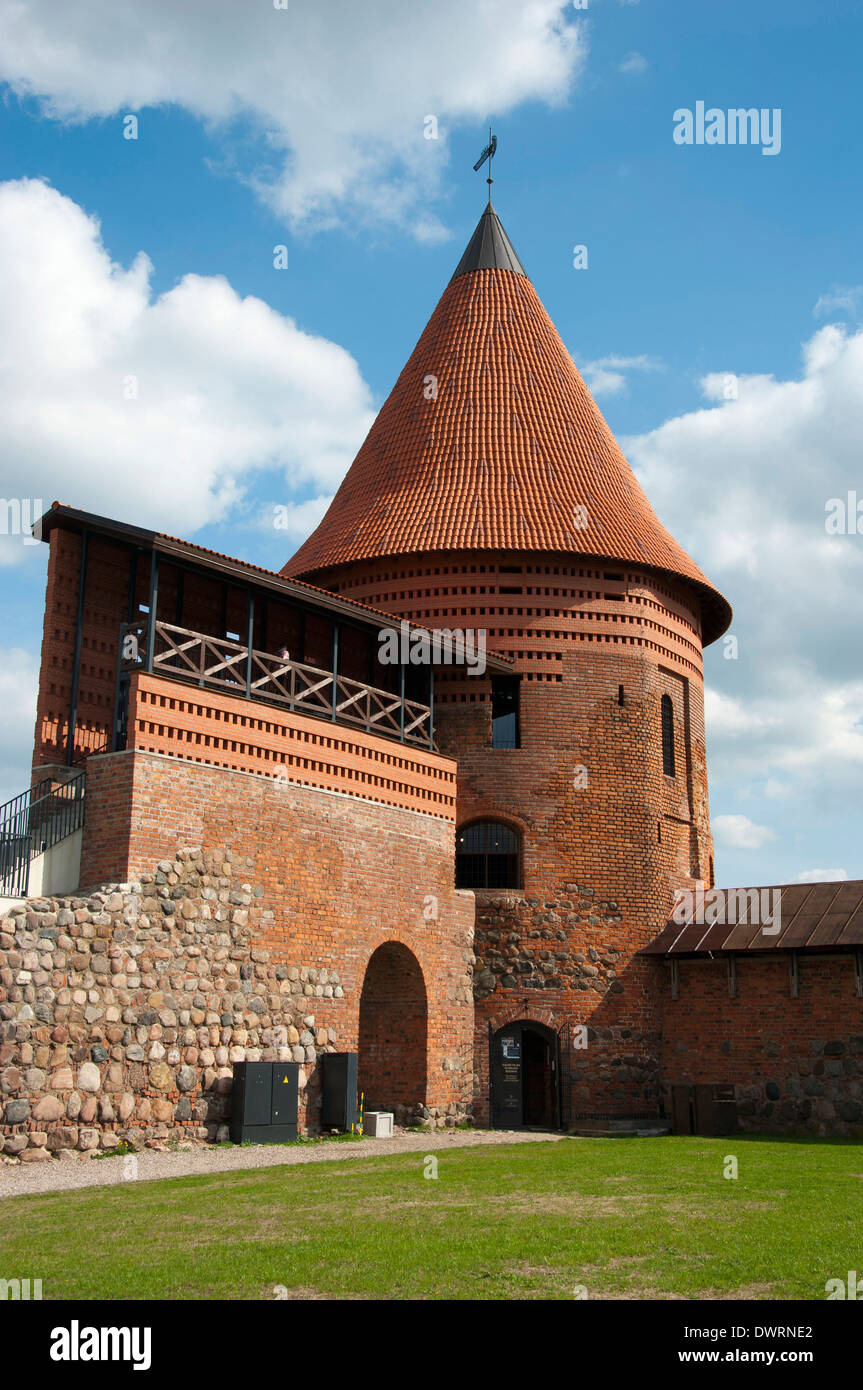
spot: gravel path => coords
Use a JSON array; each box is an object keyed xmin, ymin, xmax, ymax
[{"xmin": 0, "ymin": 1128, "xmax": 567, "ymax": 1200}]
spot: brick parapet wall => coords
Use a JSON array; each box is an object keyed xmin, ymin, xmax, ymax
[{"xmin": 126, "ymin": 672, "xmax": 456, "ymax": 822}]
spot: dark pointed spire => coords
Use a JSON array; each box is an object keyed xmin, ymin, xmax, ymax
[{"xmin": 449, "ymin": 202, "xmax": 527, "ymax": 282}]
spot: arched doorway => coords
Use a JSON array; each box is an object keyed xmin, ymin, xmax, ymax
[
  {"xmin": 490, "ymin": 1021, "xmax": 559, "ymax": 1130},
  {"xmin": 358, "ymin": 942, "xmax": 428, "ymax": 1112}
]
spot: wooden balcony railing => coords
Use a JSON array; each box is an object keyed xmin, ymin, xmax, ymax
[{"xmin": 118, "ymin": 620, "xmax": 434, "ymax": 750}]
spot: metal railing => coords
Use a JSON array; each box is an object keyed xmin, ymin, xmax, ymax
[
  {"xmin": 69, "ymin": 737, "xmax": 111, "ymax": 768},
  {"xmin": 0, "ymin": 772, "xmax": 86, "ymax": 899},
  {"xmin": 119, "ymin": 620, "xmax": 433, "ymax": 749}
]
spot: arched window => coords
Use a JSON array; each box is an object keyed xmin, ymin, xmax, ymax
[
  {"xmin": 661, "ymin": 694, "xmax": 675, "ymax": 777},
  {"xmin": 456, "ymin": 821, "xmax": 520, "ymax": 890}
]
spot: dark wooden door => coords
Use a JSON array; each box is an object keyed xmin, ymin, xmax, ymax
[
  {"xmin": 523, "ymin": 1028, "xmax": 554, "ymax": 1127},
  {"xmin": 671, "ymin": 1084, "xmax": 693, "ymax": 1135},
  {"xmin": 694, "ymin": 1084, "xmax": 714, "ymax": 1136}
]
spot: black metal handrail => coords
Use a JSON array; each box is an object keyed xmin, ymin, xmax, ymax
[
  {"xmin": 0, "ymin": 772, "xmax": 86, "ymax": 899},
  {"xmin": 69, "ymin": 738, "xmax": 111, "ymax": 768}
]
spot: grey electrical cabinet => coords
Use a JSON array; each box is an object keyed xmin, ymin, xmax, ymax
[
  {"xmin": 321, "ymin": 1052, "xmax": 358, "ymax": 1131},
  {"xmin": 230, "ymin": 1061, "xmax": 299, "ymax": 1144}
]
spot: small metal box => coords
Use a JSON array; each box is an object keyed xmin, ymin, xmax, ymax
[{"xmin": 364, "ymin": 1111, "xmax": 394, "ymax": 1138}]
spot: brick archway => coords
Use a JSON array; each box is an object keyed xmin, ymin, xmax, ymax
[
  {"xmin": 490, "ymin": 1002, "xmax": 561, "ymax": 1034},
  {"xmin": 358, "ymin": 941, "xmax": 428, "ymax": 1112},
  {"xmin": 489, "ymin": 1016, "xmax": 559, "ymax": 1130}
]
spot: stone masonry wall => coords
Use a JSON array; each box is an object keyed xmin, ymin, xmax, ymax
[
  {"xmin": 0, "ymin": 848, "xmax": 348, "ymax": 1160},
  {"xmin": 1, "ymin": 744, "xmax": 476, "ymax": 1159},
  {"xmin": 471, "ymin": 884, "xmax": 661, "ymax": 1125}
]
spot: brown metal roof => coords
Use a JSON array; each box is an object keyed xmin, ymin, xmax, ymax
[
  {"xmin": 642, "ymin": 881, "xmax": 863, "ymax": 955},
  {"xmin": 36, "ymin": 502, "xmax": 514, "ymax": 673}
]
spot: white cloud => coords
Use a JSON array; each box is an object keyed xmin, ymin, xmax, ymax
[
  {"xmin": 704, "ymin": 687, "xmax": 778, "ymax": 737},
  {"xmin": 814, "ymin": 285, "xmax": 863, "ymax": 320},
  {"xmin": 0, "ymin": 647, "xmax": 39, "ymax": 805},
  {"xmin": 578, "ymin": 353, "xmax": 660, "ymax": 397},
  {"xmin": 0, "ymin": 178, "xmax": 375, "ymax": 557},
  {"xmin": 796, "ymin": 868, "xmax": 849, "ymax": 883},
  {"xmin": 623, "ymin": 322, "xmax": 863, "ymax": 812},
  {"xmin": 0, "ymin": 0, "xmax": 586, "ymax": 239},
  {"xmin": 619, "ymin": 52, "xmax": 648, "ymax": 75},
  {"xmin": 267, "ymin": 495, "xmax": 334, "ymax": 542},
  {"xmin": 764, "ymin": 778, "xmax": 791, "ymax": 799},
  {"xmin": 713, "ymin": 815, "xmax": 777, "ymax": 851}
]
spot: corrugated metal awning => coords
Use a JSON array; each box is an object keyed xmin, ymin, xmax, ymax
[{"xmin": 641, "ymin": 881, "xmax": 863, "ymax": 956}]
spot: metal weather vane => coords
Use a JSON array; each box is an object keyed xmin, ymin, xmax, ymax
[{"xmin": 473, "ymin": 126, "xmax": 497, "ymax": 201}]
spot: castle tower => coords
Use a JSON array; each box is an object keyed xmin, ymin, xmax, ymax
[{"xmin": 284, "ymin": 203, "xmax": 732, "ymax": 1128}]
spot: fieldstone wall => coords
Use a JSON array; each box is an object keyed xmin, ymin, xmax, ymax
[
  {"xmin": 0, "ymin": 848, "xmax": 344, "ymax": 1161},
  {"xmin": 721, "ymin": 1040, "xmax": 863, "ymax": 1134},
  {"xmin": 473, "ymin": 883, "xmax": 627, "ymax": 1000},
  {"xmin": 658, "ymin": 1045, "xmax": 863, "ymax": 1139},
  {"xmin": 471, "ymin": 884, "xmax": 662, "ymax": 1125}
]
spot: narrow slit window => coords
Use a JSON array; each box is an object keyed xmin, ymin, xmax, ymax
[
  {"xmin": 491, "ymin": 676, "xmax": 520, "ymax": 749},
  {"xmin": 661, "ymin": 694, "xmax": 676, "ymax": 777}
]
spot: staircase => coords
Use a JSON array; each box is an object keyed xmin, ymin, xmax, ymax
[{"xmin": 0, "ymin": 772, "xmax": 86, "ymax": 900}]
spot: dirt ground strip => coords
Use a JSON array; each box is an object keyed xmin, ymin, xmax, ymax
[{"xmin": 0, "ymin": 1128, "xmax": 567, "ymax": 1200}]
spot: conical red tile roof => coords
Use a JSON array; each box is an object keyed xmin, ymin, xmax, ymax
[{"xmin": 283, "ymin": 206, "xmax": 731, "ymax": 645}]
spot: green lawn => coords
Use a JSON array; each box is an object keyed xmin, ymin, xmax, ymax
[{"xmin": 2, "ymin": 1135, "xmax": 861, "ymax": 1300}]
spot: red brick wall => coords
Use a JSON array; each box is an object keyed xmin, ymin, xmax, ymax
[
  {"xmin": 658, "ymin": 955, "xmax": 863, "ymax": 1135},
  {"xmin": 309, "ymin": 549, "xmax": 715, "ymax": 1122},
  {"xmin": 80, "ymin": 749, "xmax": 475, "ymax": 1120}
]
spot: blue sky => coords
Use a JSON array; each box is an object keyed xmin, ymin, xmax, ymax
[{"xmin": 1, "ymin": 0, "xmax": 862, "ymax": 888}]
